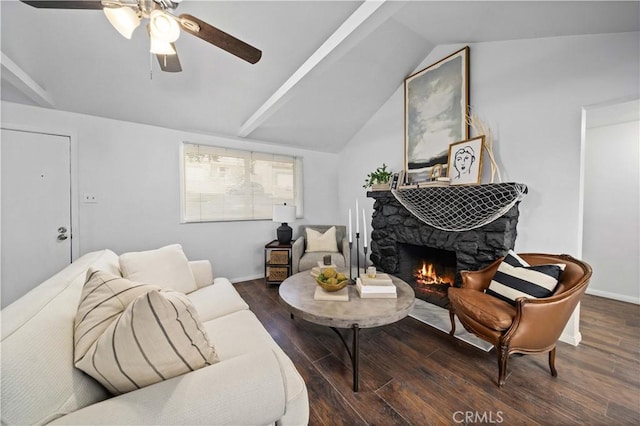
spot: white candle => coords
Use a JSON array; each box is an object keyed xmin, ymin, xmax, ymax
[
  {"xmin": 348, "ymin": 208, "xmax": 353, "ymax": 243},
  {"xmin": 356, "ymin": 199, "xmax": 360, "ymax": 233},
  {"xmin": 362, "ymin": 209, "xmax": 368, "ymax": 248}
]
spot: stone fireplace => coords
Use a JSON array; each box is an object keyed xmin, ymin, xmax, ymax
[{"xmin": 368, "ymin": 186, "xmax": 524, "ymax": 309}]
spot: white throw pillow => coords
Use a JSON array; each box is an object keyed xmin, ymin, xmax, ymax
[
  {"xmin": 75, "ymin": 289, "xmax": 219, "ymax": 395},
  {"xmin": 119, "ymin": 244, "xmax": 197, "ymax": 294},
  {"xmin": 305, "ymin": 227, "xmax": 338, "ymax": 253},
  {"xmin": 74, "ymin": 269, "xmax": 160, "ymax": 363}
]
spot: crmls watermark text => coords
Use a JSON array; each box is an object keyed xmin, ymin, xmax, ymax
[{"xmin": 453, "ymin": 411, "xmax": 504, "ymax": 424}]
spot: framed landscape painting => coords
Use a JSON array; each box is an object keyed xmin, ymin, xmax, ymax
[{"xmin": 404, "ymin": 46, "xmax": 469, "ymax": 184}]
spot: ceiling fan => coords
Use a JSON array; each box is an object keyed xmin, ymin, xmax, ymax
[{"xmin": 20, "ymin": 0, "xmax": 262, "ymax": 72}]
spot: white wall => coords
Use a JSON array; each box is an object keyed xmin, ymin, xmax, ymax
[
  {"xmin": 338, "ymin": 84, "xmax": 404, "ymax": 264},
  {"xmin": 583, "ymin": 105, "xmax": 639, "ymax": 303},
  {"xmin": 1, "ymin": 102, "xmax": 341, "ymax": 282},
  {"xmin": 338, "ymin": 31, "xmax": 640, "ymax": 344}
]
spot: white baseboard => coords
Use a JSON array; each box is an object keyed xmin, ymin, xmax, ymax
[
  {"xmin": 229, "ymin": 274, "xmax": 264, "ymax": 284},
  {"xmin": 586, "ymin": 288, "xmax": 640, "ymax": 305},
  {"xmin": 559, "ymin": 330, "xmax": 582, "ymax": 346}
]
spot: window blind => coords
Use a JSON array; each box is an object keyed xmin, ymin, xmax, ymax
[{"xmin": 182, "ymin": 143, "xmax": 303, "ymax": 222}]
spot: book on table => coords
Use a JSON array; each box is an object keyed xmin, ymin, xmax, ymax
[
  {"xmin": 358, "ymin": 274, "xmax": 396, "ymax": 294},
  {"xmin": 359, "ymin": 273, "xmax": 394, "ymax": 287},
  {"xmin": 314, "ymin": 286, "xmax": 349, "ymax": 301},
  {"xmin": 356, "ymin": 278, "xmax": 397, "ymax": 298}
]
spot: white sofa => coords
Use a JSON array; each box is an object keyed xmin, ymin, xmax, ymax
[{"xmin": 1, "ymin": 249, "xmax": 309, "ymax": 425}]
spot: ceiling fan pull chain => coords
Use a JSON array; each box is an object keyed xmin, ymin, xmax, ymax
[{"xmin": 149, "ymin": 51, "xmax": 153, "ymax": 80}]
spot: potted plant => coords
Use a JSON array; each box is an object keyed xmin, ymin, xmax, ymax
[{"xmin": 363, "ymin": 163, "xmax": 393, "ymax": 190}]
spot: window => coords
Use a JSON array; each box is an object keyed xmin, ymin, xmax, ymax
[{"xmin": 182, "ymin": 143, "xmax": 303, "ymax": 222}]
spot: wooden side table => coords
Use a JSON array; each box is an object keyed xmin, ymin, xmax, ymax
[{"xmin": 264, "ymin": 240, "xmax": 293, "ymax": 285}]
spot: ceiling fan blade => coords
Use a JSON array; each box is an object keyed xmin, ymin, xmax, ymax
[
  {"xmin": 178, "ymin": 14, "xmax": 262, "ymax": 64},
  {"xmin": 156, "ymin": 48, "xmax": 182, "ymax": 73},
  {"xmin": 21, "ymin": 1, "xmax": 103, "ymax": 9}
]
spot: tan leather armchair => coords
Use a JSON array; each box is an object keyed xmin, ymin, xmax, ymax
[
  {"xmin": 291, "ymin": 225, "xmax": 350, "ymax": 274},
  {"xmin": 448, "ymin": 253, "xmax": 592, "ymax": 387}
]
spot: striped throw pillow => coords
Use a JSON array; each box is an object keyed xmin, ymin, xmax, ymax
[
  {"xmin": 74, "ymin": 269, "xmax": 160, "ymax": 363},
  {"xmin": 486, "ymin": 251, "xmax": 566, "ymax": 306},
  {"xmin": 75, "ymin": 289, "xmax": 219, "ymax": 395}
]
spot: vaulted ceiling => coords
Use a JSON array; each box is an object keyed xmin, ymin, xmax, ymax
[{"xmin": 2, "ymin": 1, "xmax": 638, "ymax": 152}]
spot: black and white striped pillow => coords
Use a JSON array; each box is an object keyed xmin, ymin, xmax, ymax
[
  {"xmin": 486, "ymin": 251, "xmax": 565, "ymax": 305},
  {"xmin": 75, "ymin": 289, "xmax": 219, "ymax": 395}
]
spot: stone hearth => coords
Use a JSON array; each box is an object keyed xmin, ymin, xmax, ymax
[{"xmin": 368, "ymin": 189, "xmax": 522, "ymax": 307}]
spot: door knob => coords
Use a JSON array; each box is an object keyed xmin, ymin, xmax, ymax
[{"xmin": 57, "ymin": 226, "xmax": 68, "ymax": 241}]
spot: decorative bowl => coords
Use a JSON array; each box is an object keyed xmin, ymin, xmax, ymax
[
  {"xmin": 316, "ymin": 276, "xmax": 348, "ymax": 292},
  {"xmin": 316, "ymin": 268, "xmax": 349, "ymax": 292}
]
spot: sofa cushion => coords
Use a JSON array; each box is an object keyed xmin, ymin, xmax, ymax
[
  {"xmin": 119, "ymin": 244, "xmax": 197, "ymax": 294},
  {"xmin": 486, "ymin": 250, "xmax": 566, "ymax": 305},
  {"xmin": 187, "ymin": 277, "xmax": 249, "ymax": 322},
  {"xmin": 76, "ymin": 290, "xmax": 219, "ymax": 395},
  {"xmin": 204, "ymin": 310, "xmax": 308, "ymax": 422},
  {"xmin": 189, "ymin": 260, "xmax": 214, "ymax": 289},
  {"xmin": 48, "ymin": 350, "xmax": 287, "ymax": 426},
  {"xmin": 74, "ymin": 269, "xmax": 160, "ymax": 363},
  {"xmin": 305, "ymin": 226, "xmax": 338, "ymax": 253},
  {"xmin": 449, "ymin": 287, "xmax": 516, "ymax": 331}
]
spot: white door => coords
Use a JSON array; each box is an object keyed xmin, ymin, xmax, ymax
[{"xmin": 1, "ymin": 129, "xmax": 72, "ymax": 308}]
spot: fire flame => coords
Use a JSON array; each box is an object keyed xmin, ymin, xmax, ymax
[{"xmin": 414, "ymin": 261, "xmax": 451, "ymax": 286}]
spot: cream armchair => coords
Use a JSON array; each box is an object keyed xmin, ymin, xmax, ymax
[{"xmin": 291, "ymin": 225, "xmax": 350, "ymax": 274}]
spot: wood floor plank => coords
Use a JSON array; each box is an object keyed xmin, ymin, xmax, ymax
[
  {"xmin": 366, "ymin": 330, "xmax": 539, "ymax": 425},
  {"xmin": 234, "ymin": 280, "xmax": 640, "ymax": 425},
  {"xmin": 313, "ymin": 354, "xmax": 410, "ymax": 425},
  {"xmin": 376, "ymin": 379, "xmax": 454, "ymax": 425}
]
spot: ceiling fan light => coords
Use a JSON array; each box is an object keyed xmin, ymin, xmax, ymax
[
  {"xmin": 103, "ymin": 6, "xmax": 140, "ymax": 39},
  {"xmin": 149, "ymin": 34, "xmax": 177, "ymax": 55},
  {"xmin": 150, "ymin": 10, "xmax": 180, "ymax": 43}
]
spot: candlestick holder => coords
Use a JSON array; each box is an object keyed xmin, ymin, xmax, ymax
[
  {"xmin": 355, "ymin": 232, "xmax": 361, "ymax": 280},
  {"xmin": 363, "ymin": 245, "xmax": 368, "ymax": 277},
  {"xmin": 348, "ymin": 241, "xmax": 353, "ymax": 282},
  {"xmin": 349, "ymin": 232, "xmax": 367, "ymax": 283}
]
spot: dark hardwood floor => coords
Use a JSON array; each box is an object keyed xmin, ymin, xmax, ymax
[{"xmin": 234, "ymin": 280, "xmax": 640, "ymax": 425}]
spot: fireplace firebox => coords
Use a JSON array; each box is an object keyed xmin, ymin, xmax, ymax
[{"xmin": 397, "ymin": 244, "xmax": 456, "ymax": 308}]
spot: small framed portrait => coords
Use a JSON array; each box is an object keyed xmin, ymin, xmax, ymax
[
  {"xmin": 430, "ymin": 164, "xmax": 444, "ymax": 179},
  {"xmin": 447, "ymin": 136, "xmax": 484, "ymax": 185}
]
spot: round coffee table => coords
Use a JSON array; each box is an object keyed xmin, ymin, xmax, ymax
[{"xmin": 279, "ymin": 272, "xmax": 415, "ymax": 391}]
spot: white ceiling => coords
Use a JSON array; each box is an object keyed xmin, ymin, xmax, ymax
[{"xmin": 2, "ymin": 1, "xmax": 638, "ymax": 152}]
